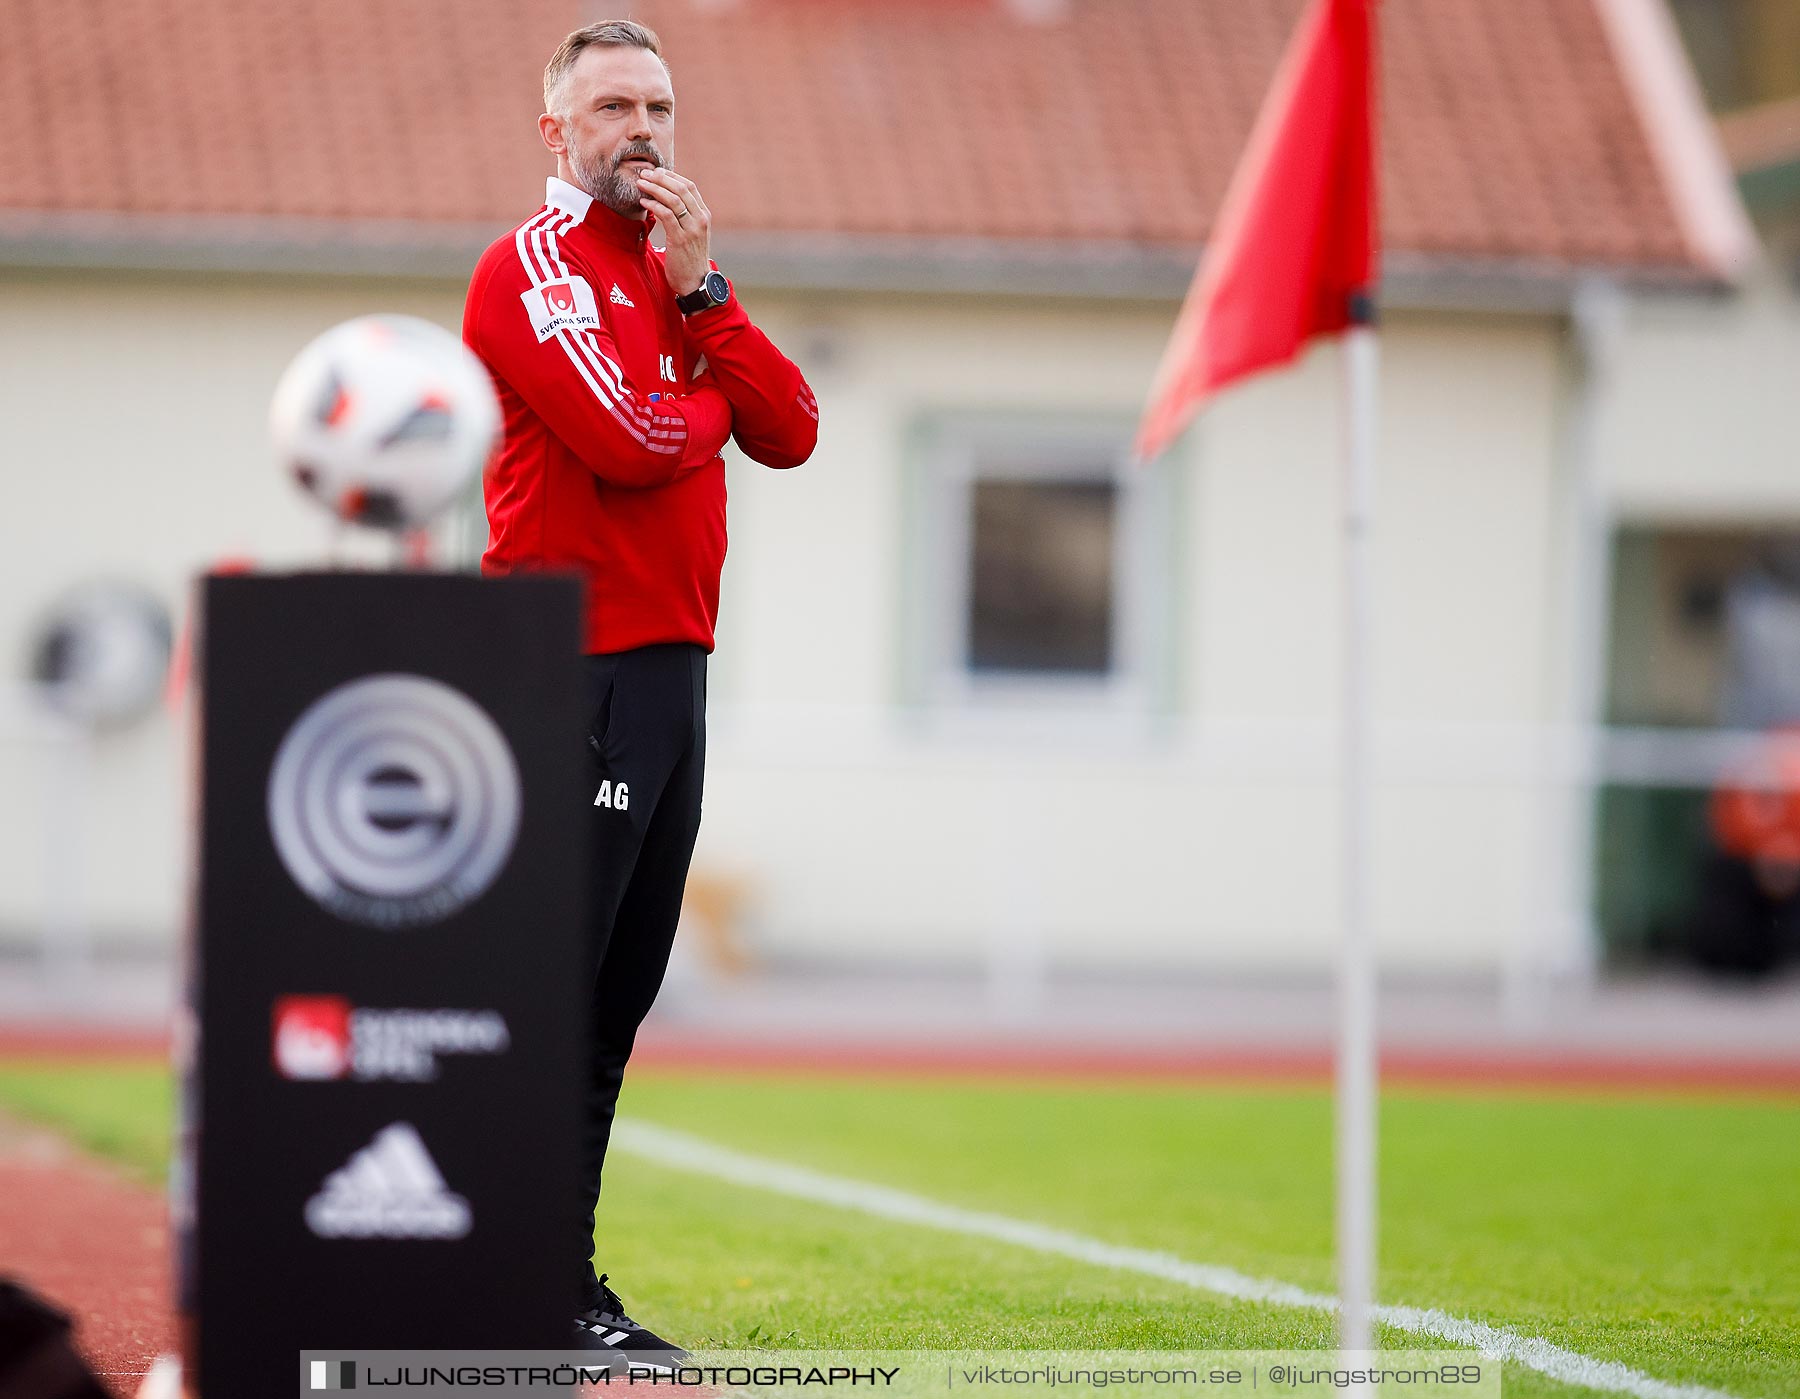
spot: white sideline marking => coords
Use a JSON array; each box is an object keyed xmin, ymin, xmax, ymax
[{"xmin": 612, "ymin": 1119, "xmax": 1744, "ymax": 1399}]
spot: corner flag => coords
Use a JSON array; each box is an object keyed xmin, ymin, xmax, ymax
[
  {"xmin": 1131, "ymin": 0, "xmax": 1385, "ymax": 1356},
  {"xmin": 1133, "ymin": 0, "xmax": 1376, "ymax": 462}
]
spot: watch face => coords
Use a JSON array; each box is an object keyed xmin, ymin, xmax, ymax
[{"xmin": 704, "ymin": 271, "xmax": 729, "ymax": 304}]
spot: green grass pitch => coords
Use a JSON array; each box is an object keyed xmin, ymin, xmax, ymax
[{"xmin": 0, "ymin": 1060, "xmax": 1793, "ymax": 1399}]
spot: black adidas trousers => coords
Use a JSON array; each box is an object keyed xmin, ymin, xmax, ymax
[{"xmin": 576, "ymin": 642, "xmax": 707, "ymax": 1302}]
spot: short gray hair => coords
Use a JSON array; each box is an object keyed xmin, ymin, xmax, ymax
[{"xmin": 543, "ymin": 20, "xmax": 667, "ymax": 114}]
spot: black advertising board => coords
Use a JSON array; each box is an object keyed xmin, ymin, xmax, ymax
[{"xmin": 182, "ymin": 572, "xmax": 585, "ymax": 1396}]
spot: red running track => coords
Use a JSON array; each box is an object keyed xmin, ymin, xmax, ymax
[
  {"xmin": 0, "ymin": 1118, "xmax": 173, "ymax": 1395},
  {"xmin": 3, "ymin": 1026, "xmax": 1798, "ymax": 1095}
]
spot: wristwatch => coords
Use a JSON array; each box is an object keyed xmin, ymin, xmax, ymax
[{"xmin": 675, "ymin": 270, "xmax": 731, "ymax": 315}]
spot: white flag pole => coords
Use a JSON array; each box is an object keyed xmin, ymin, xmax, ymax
[{"xmin": 1336, "ymin": 309, "xmax": 1380, "ymax": 1355}]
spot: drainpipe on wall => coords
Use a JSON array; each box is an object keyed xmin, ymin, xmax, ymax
[{"xmin": 1506, "ymin": 276, "xmax": 1625, "ymax": 1032}]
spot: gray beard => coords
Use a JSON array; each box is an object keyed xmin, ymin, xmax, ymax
[{"xmin": 569, "ymin": 140, "xmax": 663, "ymax": 217}]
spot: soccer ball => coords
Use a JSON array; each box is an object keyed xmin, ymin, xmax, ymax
[{"xmin": 269, "ymin": 314, "xmax": 500, "ymax": 531}]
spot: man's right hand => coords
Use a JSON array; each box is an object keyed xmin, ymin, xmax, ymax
[{"xmin": 636, "ymin": 167, "xmax": 712, "ymax": 297}]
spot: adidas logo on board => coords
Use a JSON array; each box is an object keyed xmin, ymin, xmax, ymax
[{"xmin": 304, "ymin": 1122, "xmax": 472, "ymax": 1240}]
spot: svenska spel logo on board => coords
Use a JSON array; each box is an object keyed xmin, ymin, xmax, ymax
[
  {"xmin": 272, "ymin": 995, "xmax": 352, "ymax": 1079},
  {"xmin": 272, "ymin": 996, "xmax": 510, "ymax": 1081}
]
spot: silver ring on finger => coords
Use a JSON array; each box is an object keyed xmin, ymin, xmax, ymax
[{"xmin": 676, "ymin": 205, "xmax": 691, "ymax": 220}]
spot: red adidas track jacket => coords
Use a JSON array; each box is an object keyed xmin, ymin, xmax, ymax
[{"xmin": 463, "ymin": 177, "xmax": 819, "ymax": 654}]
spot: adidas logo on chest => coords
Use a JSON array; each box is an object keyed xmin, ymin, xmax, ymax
[{"xmin": 609, "ymin": 283, "xmax": 635, "ymax": 307}]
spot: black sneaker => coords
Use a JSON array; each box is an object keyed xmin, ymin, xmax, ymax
[{"xmin": 572, "ymin": 1274, "xmax": 688, "ymax": 1368}]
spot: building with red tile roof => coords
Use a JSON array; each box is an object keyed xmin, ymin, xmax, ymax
[
  {"xmin": 0, "ymin": 0, "xmax": 1784, "ymax": 983},
  {"xmin": 0, "ymin": 0, "xmax": 1751, "ymax": 288}
]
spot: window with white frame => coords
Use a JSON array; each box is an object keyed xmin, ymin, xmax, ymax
[{"xmin": 909, "ymin": 417, "xmax": 1172, "ymax": 715}]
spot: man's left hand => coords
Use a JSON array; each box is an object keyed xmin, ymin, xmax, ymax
[{"xmin": 637, "ymin": 168, "xmax": 711, "ymax": 296}]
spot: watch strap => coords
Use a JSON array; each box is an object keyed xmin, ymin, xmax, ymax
[{"xmin": 676, "ymin": 271, "xmax": 729, "ymax": 315}]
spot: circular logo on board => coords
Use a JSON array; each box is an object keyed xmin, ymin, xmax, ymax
[{"xmin": 267, "ymin": 674, "xmax": 521, "ymax": 928}]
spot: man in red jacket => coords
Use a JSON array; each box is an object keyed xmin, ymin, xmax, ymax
[{"xmin": 462, "ymin": 18, "xmax": 818, "ymax": 1361}]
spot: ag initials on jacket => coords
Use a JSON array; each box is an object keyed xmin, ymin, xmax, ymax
[{"xmin": 594, "ymin": 780, "xmax": 631, "ymax": 811}]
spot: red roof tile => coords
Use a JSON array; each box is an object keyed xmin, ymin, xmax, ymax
[{"xmin": 0, "ymin": 0, "xmax": 1714, "ymax": 274}]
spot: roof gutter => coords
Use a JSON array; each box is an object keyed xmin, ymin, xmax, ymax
[
  {"xmin": 712, "ymin": 236, "xmax": 1720, "ymax": 314},
  {"xmin": 0, "ymin": 210, "xmax": 498, "ymax": 281},
  {"xmin": 0, "ymin": 211, "xmax": 1724, "ymax": 314}
]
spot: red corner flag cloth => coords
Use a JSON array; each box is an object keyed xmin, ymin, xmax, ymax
[{"xmin": 1134, "ymin": 0, "xmax": 1377, "ymax": 463}]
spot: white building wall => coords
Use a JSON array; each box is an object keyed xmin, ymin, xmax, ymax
[
  {"xmin": 0, "ymin": 270, "xmax": 456, "ymax": 946},
  {"xmin": 704, "ymin": 297, "xmax": 1568, "ymax": 973},
  {"xmin": 1594, "ymin": 263, "xmax": 1800, "ymax": 519},
  {"xmin": 0, "ymin": 267, "xmax": 1573, "ymax": 973}
]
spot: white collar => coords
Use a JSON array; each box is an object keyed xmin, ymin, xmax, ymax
[{"xmin": 545, "ymin": 176, "xmax": 594, "ymax": 220}]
